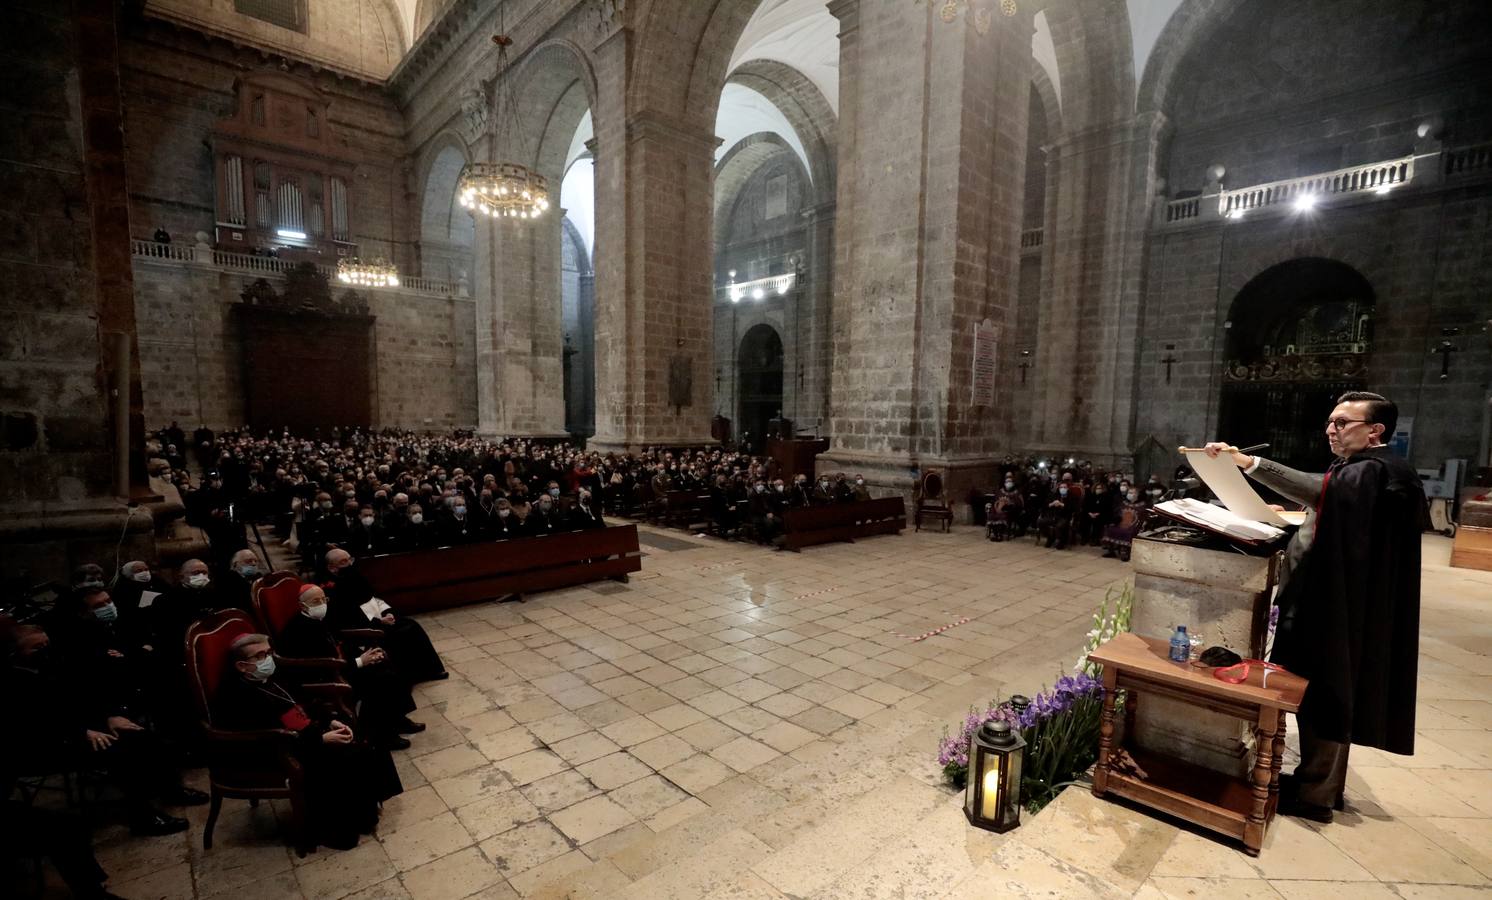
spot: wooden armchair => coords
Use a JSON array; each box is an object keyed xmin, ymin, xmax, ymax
[
  {"xmin": 250, "ymin": 570, "xmax": 382, "ymax": 676},
  {"xmin": 185, "ymin": 610, "xmax": 310, "ymax": 856},
  {"xmin": 914, "ymin": 469, "xmax": 954, "ymax": 533}
]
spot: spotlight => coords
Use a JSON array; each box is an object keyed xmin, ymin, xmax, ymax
[
  {"xmin": 1294, "ymin": 193, "xmax": 1317, "ymax": 211},
  {"xmin": 751, "ymin": 288, "xmax": 764, "ymax": 300},
  {"xmin": 1227, "ymin": 209, "xmax": 1245, "ymax": 220},
  {"xmin": 1375, "ymin": 185, "xmax": 1393, "ymax": 195}
]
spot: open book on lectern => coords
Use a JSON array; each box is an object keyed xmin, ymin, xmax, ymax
[{"xmin": 1151, "ymin": 448, "xmax": 1309, "ymax": 544}]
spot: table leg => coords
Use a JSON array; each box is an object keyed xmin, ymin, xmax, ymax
[
  {"xmin": 1271, "ymin": 710, "xmax": 1286, "ymax": 799},
  {"xmin": 1244, "ymin": 705, "xmax": 1276, "ymax": 855},
  {"xmin": 1093, "ymin": 667, "xmax": 1119, "ymax": 797}
]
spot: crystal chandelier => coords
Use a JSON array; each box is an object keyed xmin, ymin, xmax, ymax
[
  {"xmin": 337, "ymin": 256, "xmax": 400, "ymax": 288},
  {"xmin": 458, "ymin": 19, "xmax": 550, "ymax": 222}
]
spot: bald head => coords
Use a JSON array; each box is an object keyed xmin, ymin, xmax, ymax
[{"xmin": 325, "ymin": 548, "xmax": 352, "ymax": 574}]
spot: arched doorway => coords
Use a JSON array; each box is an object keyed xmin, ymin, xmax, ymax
[
  {"xmin": 738, "ymin": 324, "xmax": 784, "ymax": 454},
  {"xmin": 1218, "ymin": 258, "xmax": 1374, "ymax": 471}
]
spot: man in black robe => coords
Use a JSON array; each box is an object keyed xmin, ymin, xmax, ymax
[
  {"xmin": 323, "ymin": 549, "xmax": 447, "ymax": 682},
  {"xmin": 1205, "ymin": 391, "xmax": 1426, "ymax": 823},
  {"xmin": 276, "ymin": 585, "xmax": 420, "ymax": 750},
  {"xmin": 213, "ymin": 633, "xmax": 401, "ymax": 850}
]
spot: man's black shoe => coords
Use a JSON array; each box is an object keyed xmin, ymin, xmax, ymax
[
  {"xmin": 396, "ymin": 718, "xmax": 427, "ymax": 735},
  {"xmin": 381, "ymin": 735, "xmax": 412, "ymax": 751},
  {"xmin": 1277, "ymin": 795, "xmax": 1333, "ymax": 824},
  {"xmin": 161, "ymin": 786, "xmax": 210, "ymax": 806},
  {"xmin": 130, "ymin": 811, "xmax": 190, "ymax": 836}
]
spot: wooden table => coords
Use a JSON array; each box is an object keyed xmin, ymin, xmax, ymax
[{"xmin": 1087, "ymin": 632, "xmax": 1307, "ymax": 855}]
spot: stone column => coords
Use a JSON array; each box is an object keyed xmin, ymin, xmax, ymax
[
  {"xmin": 820, "ymin": 0, "xmax": 1032, "ymax": 509},
  {"xmin": 588, "ymin": 22, "xmax": 719, "ymax": 452},
  {"xmin": 1027, "ymin": 112, "xmax": 1168, "ymax": 465},
  {"xmin": 799, "ymin": 201, "xmax": 836, "ymax": 433},
  {"xmin": 471, "ymin": 195, "xmax": 567, "ymax": 438}
]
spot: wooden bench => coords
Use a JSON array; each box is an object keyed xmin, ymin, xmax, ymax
[
  {"xmin": 662, "ymin": 490, "xmax": 714, "ymax": 530},
  {"xmin": 781, "ymin": 497, "xmax": 906, "ymax": 550},
  {"xmin": 357, "ymin": 524, "xmax": 642, "ymax": 615}
]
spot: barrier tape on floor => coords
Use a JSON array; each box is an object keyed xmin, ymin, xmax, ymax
[
  {"xmin": 792, "ymin": 586, "xmax": 840, "ymax": 600},
  {"xmin": 892, "ymin": 616, "xmax": 971, "ymax": 642}
]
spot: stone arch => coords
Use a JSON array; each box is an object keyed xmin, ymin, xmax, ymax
[
  {"xmin": 713, "ymin": 132, "xmax": 810, "ymax": 242},
  {"xmin": 1030, "ymin": 64, "xmax": 1063, "ymax": 140},
  {"xmin": 631, "ymin": 0, "xmax": 759, "ymax": 128},
  {"xmin": 1218, "ymin": 257, "xmax": 1376, "ymax": 471},
  {"xmin": 508, "ymin": 39, "xmax": 599, "ymax": 185},
  {"xmin": 1037, "ymin": 0, "xmax": 1136, "ymax": 131},
  {"xmin": 415, "ymin": 132, "xmax": 473, "ymax": 281},
  {"xmin": 724, "ymin": 59, "xmax": 836, "ymax": 202},
  {"xmin": 1135, "ymin": 0, "xmax": 1250, "ymax": 115}
]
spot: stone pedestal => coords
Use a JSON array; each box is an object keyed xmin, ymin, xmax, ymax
[{"xmin": 1129, "ymin": 533, "xmax": 1280, "ymax": 778}]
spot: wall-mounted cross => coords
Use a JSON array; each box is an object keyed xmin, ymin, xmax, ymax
[
  {"xmin": 1018, "ymin": 350, "xmax": 1033, "ymax": 385},
  {"xmin": 1161, "ymin": 344, "xmax": 1179, "ymax": 384},
  {"xmin": 1433, "ymin": 337, "xmax": 1460, "ymax": 381}
]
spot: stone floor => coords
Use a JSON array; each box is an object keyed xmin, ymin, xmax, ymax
[{"xmin": 38, "ymin": 526, "xmax": 1492, "ymax": 898}]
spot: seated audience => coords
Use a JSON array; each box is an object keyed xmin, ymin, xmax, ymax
[
  {"xmin": 323, "ymin": 549, "xmax": 446, "ymax": 683},
  {"xmin": 213, "ymin": 633, "xmax": 401, "ymax": 850}
]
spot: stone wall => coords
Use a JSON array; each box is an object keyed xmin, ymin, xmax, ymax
[
  {"xmin": 133, "ymin": 257, "xmax": 477, "ymax": 431},
  {"xmin": 1135, "ymin": 181, "xmax": 1492, "ymax": 471},
  {"xmin": 119, "ymin": 18, "xmax": 412, "ymax": 266}
]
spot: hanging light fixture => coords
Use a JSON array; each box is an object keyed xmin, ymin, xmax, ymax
[
  {"xmin": 457, "ymin": 17, "xmax": 550, "ymax": 222},
  {"xmin": 337, "ymin": 256, "xmax": 400, "ymax": 288}
]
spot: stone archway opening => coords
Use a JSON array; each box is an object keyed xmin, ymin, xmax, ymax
[
  {"xmin": 738, "ymin": 323, "xmax": 784, "ymax": 455},
  {"xmin": 1218, "ymin": 258, "xmax": 1375, "ymax": 471}
]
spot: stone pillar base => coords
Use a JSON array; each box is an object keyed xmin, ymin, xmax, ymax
[
  {"xmin": 1129, "ymin": 534, "xmax": 1280, "ymax": 778},
  {"xmin": 816, "ymin": 449, "xmax": 1004, "ymax": 523},
  {"xmin": 0, "ymin": 501, "xmax": 160, "ymax": 583}
]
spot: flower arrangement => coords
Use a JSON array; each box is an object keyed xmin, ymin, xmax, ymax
[
  {"xmin": 937, "ymin": 584, "xmax": 1133, "ymax": 813},
  {"xmin": 1075, "ymin": 583, "xmax": 1133, "ymax": 675}
]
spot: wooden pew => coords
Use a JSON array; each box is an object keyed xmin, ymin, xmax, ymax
[
  {"xmin": 663, "ymin": 489, "xmax": 713, "ymax": 530},
  {"xmin": 357, "ymin": 524, "xmax": 642, "ymax": 615},
  {"xmin": 781, "ymin": 497, "xmax": 907, "ymax": 551}
]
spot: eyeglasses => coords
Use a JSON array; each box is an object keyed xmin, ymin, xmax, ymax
[{"xmin": 1324, "ymin": 417, "xmax": 1368, "ymax": 432}]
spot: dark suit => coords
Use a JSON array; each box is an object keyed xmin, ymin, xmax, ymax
[
  {"xmin": 324, "ymin": 565, "xmax": 445, "ymax": 683},
  {"xmin": 277, "ymin": 613, "xmax": 415, "ymax": 741}
]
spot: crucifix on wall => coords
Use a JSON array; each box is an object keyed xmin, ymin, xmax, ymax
[
  {"xmin": 1017, "ymin": 349, "xmax": 1033, "ymax": 385},
  {"xmin": 1161, "ymin": 344, "xmax": 1179, "ymax": 384},
  {"xmin": 1433, "ymin": 328, "xmax": 1461, "ymax": 381}
]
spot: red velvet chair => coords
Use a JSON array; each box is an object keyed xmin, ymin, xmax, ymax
[
  {"xmin": 185, "ymin": 609, "xmax": 312, "ymax": 855},
  {"xmin": 251, "ymin": 570, "xmax": 382, "ymax": 675}
]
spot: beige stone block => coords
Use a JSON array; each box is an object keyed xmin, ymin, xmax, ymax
[
  {"xmin": 480, "ymin": 820, "xmax": 572, "ymax": 879},
  {"xmin": 294, "ymin": 841, "xmax": 397, "ymax": 900},
  {"xmin": 710, "ymin": 736, "xmax": 780, "ymax": 773},
  {"xmin": 413, "ymin": 743, "xmax": 489, "ymax": 782},
  {"xmin": 550, "ymin": 794, "xmax": 639, "ymax": 844},
  {"xmin": 520, "ymin": 768, "xmax": 600, "ymax": 814},
  {"xmin": 526, "ymin": 711, "xmax": 590, "ymax": 744},
  {"xmin": 398, "ymin": 846, "xmax": 502, "ymax": 900},
  {"xmin": 1316, "ymin": 814, "xmax": 1485, "ymax": 884},
  {"xmin": 473, "ymin": 726, "xmax": 542, "ymax": 762},
  {"xmin": 688, "ymin": 689, "xmax": 750, "ymax": 717},
  {"xmin": 451, "ymin": 708, "xmax": 519, "ymax": 739},
  {"xmin": 631, "ymin": 733, "xmax": 696, "ymax": 770},
  {"xmin": 647, "ymin": 701, "xmax": 710, "ymax": 731},
  {"xmin": 600, "ymin": 715, "xmax": 668, "ymax": 747},
  {"xmin": 661, "ymin": 753, "xmax": 737, "ymax": 795},
  {"xmin": 1147, "ymin": 876, "xmax": 1286, "ymax": 899},
  {"xmin": 452, "ymin": 789, "xmax": 541, "ymax": 842},
  {"xmin": 549, "ymin": 730, "xmax": 621, "ymax": 765},
  {"xmin": 577, "ymin": 751, "xmax": 655, "ymax": 790},
  {"xmin": 498, "ymin": 749, "xmax": 570, "ymax": 786},
  {"xmin": 619, "ymin": 828, "xmax": 773, "ymax": 900},
  {"xmin": 610, "ymin": 774, "xmax": 692, "ymax": 821},
  {"xmin": 380, "ymin": 811, "xmax": 477, "ymax": 872},
  {"xmin": 432, "ymin": 765, "xmax": 515, "ymax": 808}
]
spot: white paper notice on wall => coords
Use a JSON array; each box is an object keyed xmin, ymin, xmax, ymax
[
  {"xmin": 1181, "ymin": 448, "xmax": 1306, "ymax": 527},
  {"xmin": 972, "ymin": 319, "xmax": 998, "ymax": 407}
]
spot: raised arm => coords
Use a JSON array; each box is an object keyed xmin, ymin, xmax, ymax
[{"xmin": 1245, "ymin": 457, "xmax": 1324, "ymax": 508}]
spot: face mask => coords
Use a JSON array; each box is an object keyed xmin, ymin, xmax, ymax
[
  {"xmin": 498, "ymin": 509, "xmax": 510, "ymax": 518},
  {"xmin": 410, "ymin": 513, "xmax": 424, "ymax": 525},
  {"xmin": 130, "ymin": 570, "xmax": 151, "ymax": 583},
  {"xmin": 78, "ymin": 579, "xmax": 104, "ymax": 590},
  {"xmin": 856, "ymin": 479, "xmax": 864, "ymax": 486},
  {"xmin": 93, "ymin": 602, "xmax": 119, "ymax": 622},
  {"xmin": 540, "ymin": 501, "xmax": 552, "ymax": 511},
  {"xmin": 247, "ymin": 656, "xmax": 276, "ymax": 682},
  {"xmin": 186, "ymin": 573, "xmax": 210, "ymax": 589},
  {"xmin": 1127, "ymin": 493, "xmax": 1139, "ymax": 502},
  {"xmin": 235, "ymin": 564, "xmax": 260, "ymax": 579},
  {"xmin": 360, "ymin": 516, "xmax": 375, "ymax": 527},
  {"xmin": 756, "ymin": 485, "xmax": 765, "ymax": 493},
  {"xmin": 549, "ymin": 488, "xmax": 560, "ymax": 498},
  {"xmin": 775, "ymin": 485, "xmax": 784, "ymax": 492},
  {"xmin": 304, "ymin": 604, "xmax": 328, "ymax": 621},
  {"xmin": 320, "ymin": 501, "xmax": 333, "ymax": 510},
  {"xmin": 1058, "ymin": 488, "xmax": 1069, "ymax": 497},
  {"xmin": 454, "ymin": 506, "xmax": 467, "ymax": 517}
]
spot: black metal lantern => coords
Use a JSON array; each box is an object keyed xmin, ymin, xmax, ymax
[{"xmin": 963, "ymin": 719, "xmax": 1026, "ymax": 832}]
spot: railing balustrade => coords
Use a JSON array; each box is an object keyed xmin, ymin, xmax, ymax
[
  {"xmin": 1445, "ymin": 141, "xmax": 1492, "ymax": 177},
  {"xmin": 131, "ymin": 240, "xmax": 462, "ymax": 297},
  {"xmin": 1220, "ymin": 155, "xmax": 1413, "ymax": 218},
  {"xmin": 1020, "ymin": 227, "xmax": 1044, "ymax": 250}
]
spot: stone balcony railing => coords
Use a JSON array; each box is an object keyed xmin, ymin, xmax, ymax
[
  {"xmin": 130, "ymin": 240, "xmax": 467, "ymax": 298},
  {"xmin": 1019, "ymin": 227, "xmax": 1044, "ymax": 255},
  {"xmin": 1156, "ymin": 141, "xmax": 1492, "ymax": 229}
]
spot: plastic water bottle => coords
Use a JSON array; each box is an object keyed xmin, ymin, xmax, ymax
[{"xmin": 1170, "ymin": 625, "xmax": 1190, "ymax": 663}]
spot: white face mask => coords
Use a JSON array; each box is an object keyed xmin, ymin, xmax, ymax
[
  {"xmin": 247, "ymin": 656, "xmax": 276, "ymax": 682},
  {"xmin": 409, "ymin": 513, "xmax": 424, "ymax": 525},
  {"xmin": 185, "ymin": 573, "xmax": 209, "ymax": 589},
  {"xmin": 303, "ymin": 603, "xmax": 328, "ymax": 621},
  {"xmin": 360, "ymin": 516, "xmax": 375, "ymax": 527},
  {"xmin": 130, "ymin": 570, "xmax": 151, "ymax": 583}
]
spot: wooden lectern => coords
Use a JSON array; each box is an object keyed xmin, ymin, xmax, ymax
[{"xmin": 768, "ymin": 436, "xmax": 829, "ymax": 482}]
